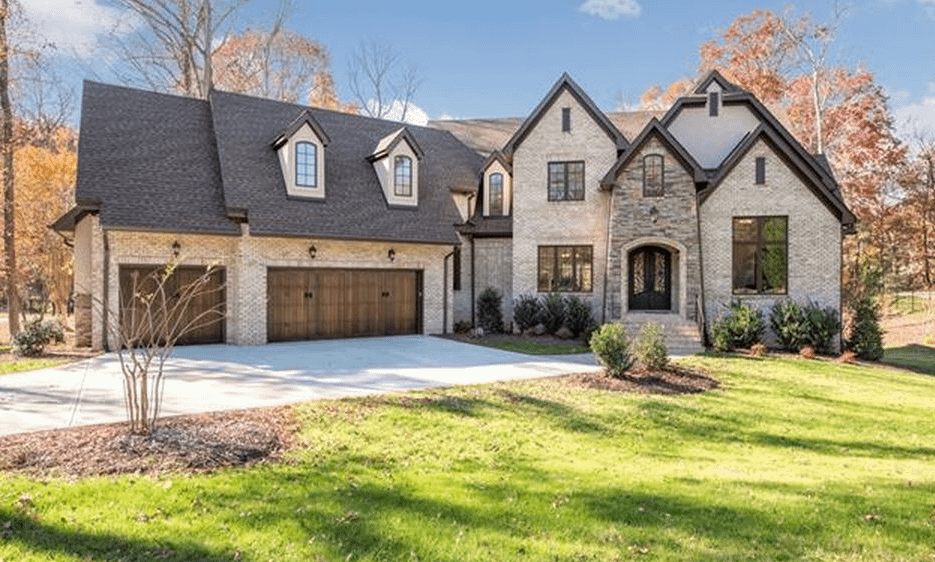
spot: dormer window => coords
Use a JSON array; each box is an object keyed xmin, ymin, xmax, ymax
[
  {"xmin": 394, "ymin": 155, "xmax": 413, "ymax": 196},
  {"xmin": 296, "ymin": 142, "xmax": 317, "ymax": 187},
  {"xmin": 643, "ymin": 154, "xmax": 664, "ymax": 197},
  {"xmin": 489, "ymin": 173, "xmax": 504, "ymax": 215}
]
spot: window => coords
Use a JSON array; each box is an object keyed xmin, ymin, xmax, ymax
[
  {"xmin": 394, "ymin": 155, "xmax": 412, "ymax": 196},
  {"xmin": 548, "ymin": 161, "xmax": 585, "ymax": 201},
  {"xmin": 295, "ymin": 142, "xmax": 317, "ymax": 187},
  {"xmin": 643, "ymin": 154, "xmax": 664, "ymax": 197},
  {"xmin": 709, "ymin": 91, "xmax": 719, "ymax": 117},
  {"xmin": 538, "ymin": 245, "xmax": 593, "ymax": 292},
  {"xmin": 733, "ymin": 216, "xmax": 787, "ymax": 294},
  {"xmin": 755, "ymin": 157, "xmax": 766, "ymax": 184},
  {"xmin": 562, "ymin": 107, "xmax": 571, "ymax": 132},
  {"xmin": 487, "ymin": 173, "xmax": 504, "ymax": 216}
]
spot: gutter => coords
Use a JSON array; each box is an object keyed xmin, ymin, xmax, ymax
[{"xmin": 102, "ymin": 229, "xmax": 111, "ymax": 352}]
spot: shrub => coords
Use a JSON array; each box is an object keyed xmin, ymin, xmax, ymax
[
  {"xmin": 634, "ymin": 322, "xmax": 668, "ymax": 370},
  {"xmin": 453, "ymin": 320, "xmax": 473, "ymax": 334},
  {"xmin": 770, "ymin": 300, "xmax": 840, "ymax": 354},
  {"xmin": 770, "ymin": 300, "xmax": 804, "ymax": 350},
  {"xmin": 512, "ymin": 294, "xmax": 541, "ymax": 332},
  {"xmin": 564, "ymin": 295, "xmax": 593, "ymax": 337},
  {"xmin": 711, "ymin": 301, "xmax": 765, "ymax": 351},
  {"xmin": 476, "ymin": 287, "xmax": 504, "ymax": 334},
  {"xmin": 13, "ymin": 318, "xmax": 65, "ymax": 357},
  {"xmin": 846, "ymin": 295, "xmax": 884, "ymax": 361},
  {"xmin": 539, "ymin": 292, "xmax": 565, "ymax": 334},
  {"xmin": 589, "ymin": 323, "xmax": 634, "ymax": 378}
]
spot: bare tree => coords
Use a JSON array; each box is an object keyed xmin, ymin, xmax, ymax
[
  {"xmin": 347, "ymin": 40, "xmax": 422, "ymax": 121},
  {"xmin": 108, "ymin": 261, "xmax": 225, "ymax": 434},
  {"xmin": 0, "ymin": 0, "xmax": 19, "ymax": 337}
]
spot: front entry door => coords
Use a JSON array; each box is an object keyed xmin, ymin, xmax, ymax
[{"xmin": 628, "ymin": 246, "xmax": 671, "ymax": 311}]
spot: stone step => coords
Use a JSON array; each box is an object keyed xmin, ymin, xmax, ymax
[{"xmin": 617, "ymin": 314, "xmax": 704, "ymax": 353}]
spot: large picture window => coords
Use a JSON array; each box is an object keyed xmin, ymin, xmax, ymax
[
  {"xmin": 643, "ymin": 154, "xmax": 664, "ymax": 197},
  {"xmin": 394, "ymin": 155, "xmax": 412, "ymax": 196},
  {"xmin": 732, "ymin": 216, "xmax": 787, "ymax": 294},
  {"xmin": 488, "ymin": 173, "xmax": 503, "ymax": 216},
  {"xmin": 295, "ymin": 142, "xmax": 317, "ymax": 187},
  {"xmin": 547, "ymin": 161, "xmax": 585, "ymax": 201},
  {"xmin": 538, "ymin": 245, "xmax": 593, "ymax": 292}
]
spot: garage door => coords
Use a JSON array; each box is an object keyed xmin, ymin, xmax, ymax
[
  {"xmin": 267, "ymin": 268, "xmax": 422, "ymax": 342},
  {"xmin": 119, "ymin": 265, "xmax": 226, "ymax": 345}
]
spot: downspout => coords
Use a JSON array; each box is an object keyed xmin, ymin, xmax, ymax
[
  {"xmin": 839, "ymin": 226, "xmax": 845, "ymax": 352},
  {"xmin": 601, "ymin": 183, "xmax": 615, "ymax": 324},
  {"xmin": 694, "ymin": 191, "xmax": 708, "ymax": 345},
  {"xmin": 443, "ymin": 247, "xmax": 454, "ymax": 334},
  {"xmin": 102, "ymin": 228, "xmax": 111, "ymax": 352},
  {"xmin": 470, "ymin": 234, "xmax": 476, "ymax": 328}
]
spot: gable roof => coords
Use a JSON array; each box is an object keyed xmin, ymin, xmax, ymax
[
  {"xmin": 271, "ymin": 110, "xmax": 331, "ymax": 148},
  {"xmin": 692, "ymin": 69, "xmax": 745, "ymax": 94},
  {"xmin": 600, "ymin": 117, "xmax": 705, "ymax": 190},
  {"xmin": 503, "ymin": 73, "xmax": 627, "ymax": 154},
  {"xmin": 700, "ymin": 123, "xmax": 856, "ymax": 229},
  {"xmin": 482, "ymin": 150, "xmax": 512, "ymax": 174},
  {"xmin": 367, "ymin": 127, "xmax": 425, "ymax": 162}
]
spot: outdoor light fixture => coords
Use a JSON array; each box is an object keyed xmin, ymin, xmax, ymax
[
  {"xmin": 308, "ymin": 245, "xmax": 317, "ymax": 259},
  {"xmin": 649, "ymin": 205, "xmax": 659, "ymax": 224},
  {"xmin": 172, "ymin": 240, "xmax": 181, "ymax": 257},
  {"xmin": 388, "ymin": 248, "xmax": 396, "ymax": 262}
]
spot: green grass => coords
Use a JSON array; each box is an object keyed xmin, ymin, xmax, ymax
[
  {"xmin": 882, "ymin": 344, "xmax": 935, "ymax": 375},
  {"xmin": 3, "ymin": 356, "xmax": 935, "ymax": 561},
  {"xmin": 457, "ymin": 336, "xmax": 591, "ymax": 355},
  {"xmin": 0, "ymin": 356, "xmax": 69, "ymax": 375}
]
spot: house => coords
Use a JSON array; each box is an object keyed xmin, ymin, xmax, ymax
[{"xmin": 54, "ymin": 71, "xmax": 855, "ymax": 351}]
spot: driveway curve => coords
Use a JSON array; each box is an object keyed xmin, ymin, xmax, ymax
[{"xmin": 0, "ymin": 336, "xmax": 600, "ymax": 436}]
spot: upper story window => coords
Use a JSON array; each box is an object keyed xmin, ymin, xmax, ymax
[
  {"xmin": 295, "ymin": 142, "xmax": 317, "ymax": 187},
  {"xmin": 562, "ymin": 107, "xmax": 571, "ymax": 132},
  {"xmin": 643, "ymin": 154, "xmax": 664, "ymax": 197},
  {"xmin": 709, "ymin": 91, "xmax": 719, "ymax": 117},
  {"xmin": 732, "ymin": 216, "xmax": 787, "ymax": 295},
  {"xmin": 548, "ymin": 161, "xmax": 585, "ymax": 201},
  {"xmin": 755, "ymin": 156, "xmax": 766, "ymax": 184},
  {"xmin": 488, "ymin": 173, "xmax": 504, "ymax": 216},
  {"xmin": 394, "ymin": 155, "xmax": 413, "ymax": 197}
]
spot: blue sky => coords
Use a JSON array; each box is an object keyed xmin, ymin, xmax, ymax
[{"xmin": 21, "ymin": 0, "xmax": 935, "ymax": 135}]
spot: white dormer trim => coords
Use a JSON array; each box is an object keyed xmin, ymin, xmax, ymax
[
  {"xmin": 483, "ymin": 160, "xmax": 512, "ymax": 216},
  {"xmin": 368, "ymin": 128, "xmax": 423, "ymax": 207},
  {"xmin": 277, "ymin": 123, "xmax": 327, "ymax": 199}
]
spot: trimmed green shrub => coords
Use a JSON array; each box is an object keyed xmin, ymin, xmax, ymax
[
  {"xmin": 453, "ymin": 320, "xmax": 473, "ymax": 334},
  {"xmin": 634, "ymin": 322, "xmax": 668, "ymax": 370},
  {"xmin": 476, "ymin": 287, "xmax": 504, "ymax": 334},
  {"xmin": 770, "ymin": 300, "xmax": 840, "ymax": 354},
  {"xmin": 512, "ymin": 294, "xmax": 542, "ymax": 332},
  {"xmin": 589, "ymin": 323, "xmax": 634, "ymax": 378},
  {"xmin": 13, "ymin": 318, "xmax": 65, "ymax": 357},
  {"xmin": 846, "ymin": 295, "xmax": 884, "ymax": 361},
  {"xmin": 711, "ymin": 301, "xmax": 765, "ymax": 351},
  {"xmin": 564, "ymin": 295, "xmax": 593, "ymax": 337},
  {"xmin": 540, "ymin": 292, "xmax": 565, "ymax": 334},
  {"xmin": 770, "ymin": 300, "xmax": 805, "ymax": 350}
]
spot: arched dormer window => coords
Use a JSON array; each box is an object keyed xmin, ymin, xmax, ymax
[
  {"xmin": 643, "ymin": 154, "xmax": 664, "ymax": 197},
  {"xmin": 295, "ymin": 141, "xmax": 317, "ymax": 187},
  {"xmin": 488, "ymin": 173, "xmax": 504, "ymax": 216},
  {"xmin": 394, "ymin": 155, "xmax": 412, "ymax": 196}
]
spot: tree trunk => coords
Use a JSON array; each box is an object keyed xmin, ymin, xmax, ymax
[{"xmin": 0, "ymin": 0, "xmax": 19, "ymax": 337}]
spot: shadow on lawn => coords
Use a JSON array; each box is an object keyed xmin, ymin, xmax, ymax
[
  {"xmin": 882, "ymin": 344, "xmax": 935, "ymax": 376},
  {"xmin": 0, "ymin": 508, "xmax": 234, "ymax": 562}
]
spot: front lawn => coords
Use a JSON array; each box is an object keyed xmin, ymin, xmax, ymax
[
  {"xmin": 443, "ymin": 334, "xmax": 591, "ymax": 355},
  {"xmin": 0, "ymin": 355, "xmax": 71, "ymax": 375},
  {"xmin": 2, "ymin": 355, "xmax": 934, "ymax": 561}
]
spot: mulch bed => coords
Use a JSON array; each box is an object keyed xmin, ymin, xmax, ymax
[
  {"xmin": 566, "ymin": 365, "xmax": 720, "ymax": 395},
  {"xmin": 0, "ymin": 406, "xmax": 294, "ymax": 479}
]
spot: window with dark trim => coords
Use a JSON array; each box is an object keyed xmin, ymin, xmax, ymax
[
  {"xmin": 755, "ymin": 156, "xmax": 766, "ymax": 184},
  {"xmin": 709, "ymin": 91, "xmax": 719, "ymax": 117},
  {"xmin": 296, "ymin": 141, "xmax": 317, "ymax": 187},
  {"xmin": 394, "ymin": 155, "xmax": 412, "ymax": 196},
  {"xmin": 732, "ymin": 216, "xmax": 787, "ymax": 295},
  {"xmin": 453, "ymin": 246, "xmax": 461, "ymax": 291},
  {"xmin": 562, "ymin": 107, "xmax": 571, "ymax": 132},
  {"xmin": 547, "ymin": 161, "xmax": 585, "ymax": 201},
  {"xmin": 642, "ymin": 154, "xmax": 664, "ymax": 197},
  {"xmin": 488, "ymin": 173, "xmax": 504, "ymax": 216},
  {"xmin": 537, "ymin": 245, "xmax": 593, "ymax": 292}
]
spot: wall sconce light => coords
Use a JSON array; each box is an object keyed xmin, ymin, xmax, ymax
[
  {"xmin": 172, "ymin": 240, "xmax": 181, "ymax": 257},
  {"xmin": 387, "ymin": 248, "xmax": 396, "ymax": 262},
  {"xmin": 648, "ymin": 205, "xmax": 659, "ymax": 224},
  {"xmin": 308, "ymin": 245, "xmax": 317, "ymax": 259}
]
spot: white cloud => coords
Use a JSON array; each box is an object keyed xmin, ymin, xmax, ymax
[
  {"xmin": 367, "ymin": 99, "xmax": 429, "ymax": 126},
  {"xmin": 894, "ymin": 86, "xmax": 935, "ymax": 138},
  {"xmin": 578, "ymin": 0, "xmax": 642, "ymax": 20},
  {"xmin": 20, "ymin": 0, "xmax": 137, "ymax": 56}
]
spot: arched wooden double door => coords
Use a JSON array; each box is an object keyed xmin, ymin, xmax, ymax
[{"xmin": 628, "ymin": 246, "xmax": 671, "ymax": 311}]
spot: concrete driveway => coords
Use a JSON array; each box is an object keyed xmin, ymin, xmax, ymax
[{"xmin": 0, "ymin": 335, "xmax": 601, "ymax": 437}]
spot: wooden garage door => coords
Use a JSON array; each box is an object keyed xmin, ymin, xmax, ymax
[
  {"xmin": 267, "ymin": 268, "xmax": 421, "ymax": 342},
  {"xmin": 119, "ymin": 265, "xmax": 226, "ymax": 345}
]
